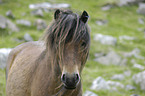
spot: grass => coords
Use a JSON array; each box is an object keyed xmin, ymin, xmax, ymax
[
  {"xmin": 0, "ymin": 69, "xmax": 6, "ymax": 96},
  {"xmin": 0, "ymin": 0, "xmax": 145, "ymax": 96}
]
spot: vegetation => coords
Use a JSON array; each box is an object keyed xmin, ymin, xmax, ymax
[{"xmin": 0, "ymin": 0, "xmax": 145, "ymax": 96}]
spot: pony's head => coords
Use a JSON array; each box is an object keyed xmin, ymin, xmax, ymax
[{"xmin": 45, "ymin": 9, "xmax": 90, "ymax": 89}]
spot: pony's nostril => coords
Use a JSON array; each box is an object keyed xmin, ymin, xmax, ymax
[
  {"xmin": 75, "ymin": 74, "xmax": 79, "ymax": 82},
  {"xmin": 61, "ymin": 74, "xmax": 66, "ymax": 82}
]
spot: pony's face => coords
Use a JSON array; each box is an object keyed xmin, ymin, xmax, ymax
[
  {"xmin": 60, "ymin": 41, "xmax": 89, "ymax": 89},
  {"xmin": 47, "ymin": 9, "xmax": 90, "ymax": 89}
]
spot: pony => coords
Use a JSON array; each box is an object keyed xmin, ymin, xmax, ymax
[{"xmin": 6, "ymin": 9, "xmax": 90, "ymax": 96}]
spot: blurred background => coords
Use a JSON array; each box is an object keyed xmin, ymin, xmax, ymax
[{"xmin": 0, "ymin": 0, "xmax": 145, "ymax": 96}]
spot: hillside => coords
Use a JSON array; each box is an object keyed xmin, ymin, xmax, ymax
[{"xmin": 0, "ymin": 0, "xmax": 145, "ymax": 96}]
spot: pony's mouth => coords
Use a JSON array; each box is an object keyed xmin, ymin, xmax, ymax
[
  {"xmin": 64, "ymin": 85, "xmax": 76, "ymax": 90},
  {"xmin": 63, "ymin": 83, "xmax": 76, "ymax": 90}
]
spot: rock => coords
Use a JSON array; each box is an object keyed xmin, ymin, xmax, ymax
[
  {"xmin": 131, "ymin": 60, "xmax": 144, "ymax": 70},
  {"xmin": 96, "ymin": 19, "xmax": 108, "ymax": 26},
  {"xmin": 122, "ymin": 48, "xmax": 144, "ymax": 59},
  {"xmin": 137, "ymin": 28, "xmax": 144, "ymax": 32},
  {"xmin": 90, "ymin": 76, "xmax": 110, "ymax": 90},
  {"xmin": 34, "ymin": 19, "xmax": 47, "ymax": 30},
  {"xmin": 132, "ymin": 71, "xmax": 145, "ymax": 90},
  {"xmin": 94, "ymin": 34, "xmax": 117, "ymax": 45},
  {"xmin": 6, "ymin": 10, "xmax": 15, "ymax": 19},
  {"xmin": 21, "ymin": 12, "xmax": 26, "ymax": 16},
  {"xmin": 126, "ymin": 85, "xmax": 136, "ymax": 90},
  {"xmin": 138, "ymin": 18, "xmax": 145, "ymax": 24},
  {"xmin": 102, "ymin": 0, "xmax": 144, "ymax": 9},
  {"xmin": 117, "ymin": 0, "xmax": 134, "ymax": 6},
  {"xmin": 117, "ymin": 0, "xmax": 144, "ymax": 7},
  {"xmin": 107, "ymin": 80, "xmax": 125, "ymax": 89},
  {"xmin": 0, "ymin": 0, "xmax": 2, "ymax": 3},
  {"xmin": 133, "ymin": 63, "xmax": 144, "ymax": 70},
  {"xmin": 101, "ymin": 3, "xmax": 114, "ymax": 11},
  {"xmin": 0, "ymin": 48, "xmax": 12, "ymax": 69},
  {"xmin": 94, "ymin": 52, "xmax": 105, "ymax": 58},
  {"xmin": 131, "ymin": 59, "xmax": 136, "ymax": 64},
  {"xmin": 24, "ymin": 33, "xmax": 33, "ymax": 42},
  {"xmin": 83, "ymin": 91, "xmax": 98, "ymax": 96},
  {"xmin": 130, "ymin": 94, "xmax": 140, "ymax": 96},
  {"xmin": 0, "ymin": 15, "xmax": 19, "ymax": 32},
  {"xmin": 29, "ymin": 2, "xmax": 70, "ymax": 9},
  {"xmin": 0, "ymin": 15, "xmax": 7, "ymax": 29},
  {"xmin": 7, "ymin": 19, "xmax": 19, "ymax": 32},
  {"xmin": 119, "ymin": 35, "xmax": 136, "ymax": 41},
  {"xmin": 91, "ymin": 76, "xmax": 124, "ymax": 91},
  {"xmin": 111, "ymin": 74, "xmax": 125, "ymax": 81},
  {"xmin": 137, "ymin": 3, "xmax": 145, "ymax": 15},
  {"xmin": 16, "ymin": 19, "xmax": 31, "ymax": 27},
  {"xmin": 124, "ymin": 70, "xmax": 131, "ymax": 77},
  {"xmin": 94, "ymin": 51, "xmax": 127, "ymax": 66},
  {"xmin": 31, "ymin": 9, "xmax": 44, "ymax": 17}
]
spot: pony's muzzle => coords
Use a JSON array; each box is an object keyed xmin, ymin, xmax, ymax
[{"xmin": 61, "ymin": 73, "xmax": 80, "ymax": 89}]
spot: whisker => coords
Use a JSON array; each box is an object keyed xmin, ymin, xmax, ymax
[{"xmin": 55, "ymin": 83, "xmax": 63, "ymax": 90}]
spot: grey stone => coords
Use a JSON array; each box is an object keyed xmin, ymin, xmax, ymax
[
  {"xmin": 96, "ymin": 19, "xmax": 108, "ymax": 26},
  {"xmin": 24, "ymin": 33, "xmax": 33, "ymax": 42},
  {"xmin": 91, "ymin": 76, "xmax": 124, "ymax": 91},
  {"xmin": 6, "ymin": 10, "xmax": 15, "ymax": 19},
  {"xmin": 131, "ymin": 60, "xmax": 144, "ymax": 70},
  {"xmin": 0, "ymin": 15, "xmax": 7, "ymax": 29},
  {"xmin": 0, "ymin": 0, "xmax": 2, "ymax": 3},
  {"xmin": 7, "ymin": 19, "xmax": 19, "ymax": 32},
  {"xmin": 111, "ymin": 74, "xmax": 125, "ymax": 81},
  {"xmin": 21, "ymin": 12, "xmax": 26, "ymax": 16},
  {"xmin": 101, "ymin": 3, "xmax": 114, "ymax": 11},
  {"xmin": 124, "ymin": 70, "xmax": 131, "ymax": 77},
  {"xmin": 0, "ymin": 15, "xmax": 19, "ymax": 32},
  {"xmin": 31, "ymin": 9, "xmax": 43, "ymax": 17},
  {"xmin": 0, "ymin": 48, "xmax": 12, "ymax": 69},
  {"xmin": 131, "ymin": 59, "xmax": 136, "ymax": 64},
  {"xmin": 130, "ymin": 94, "xmax": 140, "ymax": 96},
  {"xmin": 94, "ymin": 34, "xmax": 117, "ymax": 45},
  {"xmin": 102, "ymin": 0, "xmax": 144, "ymax": 8},
  {"xmin": 94, "ymin": 52, "xmax": 105, "ymax": 58},
  {"xmin": 83, "ymin": 91, "xmax": 98, "ymax": 96},
  {"xmin": 138, "ymin": 18, "xmax": 145, "ymax": 24},
  {"xmin": 119, "ymin": 35, "xmax": 136, "ymax": 41},
  {"xmin": 117, "ymin": 0, "xmax": 144, "ymax": 7},
  {"xmin": 94, "ymin": 51, "xmax": 127, "ymax": 66},
  {"xmin": 29, "ymin": 3, "xmax": 70, "ymax": 9},
  {"xmin": 137, "ymin": 28, "xmax": 144, "ymax": 32},
  {"xmin": 132, "ymin": 71, "xmax": 145, "ymax": 90},
  {"xmin": 16, "ymin": 19, "xmax": 31, "ymax": 27},
  {"xmin": 137, "ymin": 3, "xmax": 145, "ymax": 15},
  {"xmin": 126, "ymin": 85, "xmax": 136, "ymax": 90},
  {"xmin": 107, "ymin": 80, "xmax": 125, "ymax": 89},
  {"xmin": 117, "ymin": 0, "xmax": 134, "ymax": 6},
  {"xmin": 34, "ymin": 19, "xmax": 47, "ymax": 30},
  {"xmin": 90, "ymin": 76, "xmax": 110, "ymax": 90},
  {"xmin": 122, "ymin": 48, "xmax": 144, "ymax": 59},
  {"xmin": 133, "ymin": 63, "xmax": 144, "ymax": 70}
]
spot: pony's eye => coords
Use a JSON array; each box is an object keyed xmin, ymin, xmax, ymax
[{"xmin": 81, "ymin": 42, "xmax": 86, "ymax": 47}]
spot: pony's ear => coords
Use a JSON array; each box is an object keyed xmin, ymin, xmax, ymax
[
  {"xmin": 54, "ymin": 9, "xmax": 60, "ymax": 20},
  {"xmin": 80, "ymin": 11, "xmax": 89, "ymax": 23}
]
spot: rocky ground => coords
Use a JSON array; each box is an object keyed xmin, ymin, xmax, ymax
[{"xmin": 0, "ymin": 0, "xmax": 145, "ymax": 96}]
